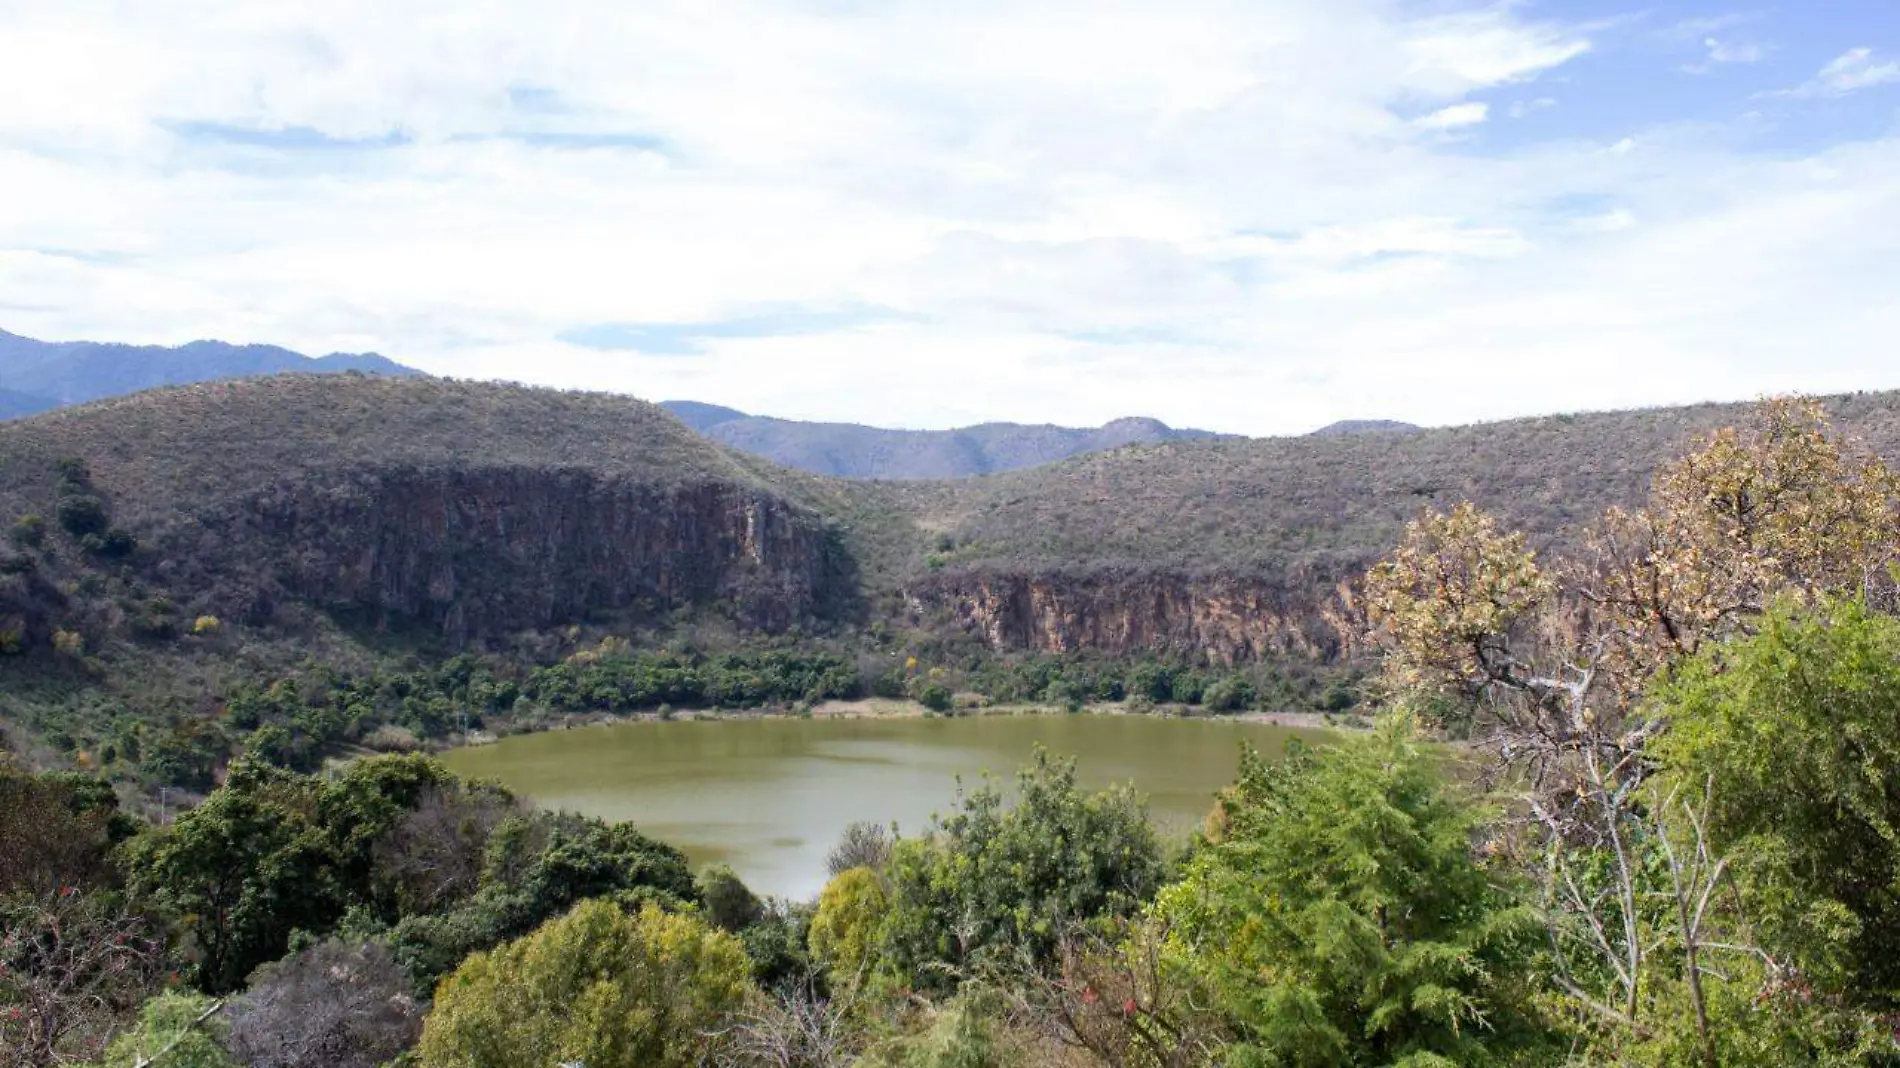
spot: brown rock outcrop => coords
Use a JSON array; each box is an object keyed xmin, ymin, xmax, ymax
[{"xmin": 910, "ymin": 566, "xmax": 1345, "ymax": 664}]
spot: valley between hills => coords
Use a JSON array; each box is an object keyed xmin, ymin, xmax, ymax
[{"xmin": 5, "ymin": 371, "xmax": 1900, "ymax": 793}]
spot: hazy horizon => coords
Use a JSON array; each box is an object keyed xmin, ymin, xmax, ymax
[{"xmin": 3, "ymin": 1, "xmax": 1897, "ymax": 435}]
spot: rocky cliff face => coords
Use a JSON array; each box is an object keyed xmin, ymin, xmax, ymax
[
  {"xmin": 180, "ymin": 467, "xmax": 851, "ymax": 641},
  {"xmin": 910, "ymin": 566, "xmax": 1345, "ymax": 664}
]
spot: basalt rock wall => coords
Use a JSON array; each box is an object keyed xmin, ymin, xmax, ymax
[
  {"xmin": 909, "ymin": 566, "xmax": 1349, "ymax": 665},
  {"xmin": 183, "ymin": 467, "xmax": 852, "ymax": 642}
]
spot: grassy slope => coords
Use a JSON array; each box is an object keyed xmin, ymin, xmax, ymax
[
  {"xmin": 11, "ymin": 376, "xmax": 1900, "ymax": 595},
  {"xmin": 903, "ymin": 391, "xmax": 1900, "ymax": 573}
]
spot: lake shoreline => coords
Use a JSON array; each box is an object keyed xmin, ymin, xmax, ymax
[
  {"xmin": 438, "ymin": 707, "xmax": 1334, "ymax": 899},
  {"xmin": 422, "ymin": 696, "xmax": 1360, "ymax": 754}
]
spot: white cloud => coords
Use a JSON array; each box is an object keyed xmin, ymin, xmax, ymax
[
  {"xmin": 1770, "ymin": 48, "xmax": 1900, "ymax": 99},
  {"xmin": 1415, "ymin": 102, "xmax": 1490, "ymax": 130},
  {"xmin": 0, "ymin": 1, "xmax": 1897, "ymax": 436},
  {"xmin": 1666, "ymin": 13, "xmax": 1759, "ymax": 39},
  {"xmin": 1402, "ymin": 11, "xmax": 1590, "ymax": 91},
  {"xmin": 1703, "ymin": 37, "xmax": 1765, "ymax": 64}
]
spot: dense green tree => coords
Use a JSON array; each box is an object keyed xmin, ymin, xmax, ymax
[
  {"xmin": 882, "ymin": 749, "xmax": 1164, "ymax": 991},
  {"xmin": 386, "ymin": 810, "xmax": 698, "ymax": 991},
  {"xmin": 54, "ymin": 495, "xmax": 108, "ymax": 538},
  {"xmin": 417, "ymin": 899, "xmax": 752, "ymax": 1068},
  {"xmin": 125, "ymin": 764, "xmax": 337, "ymax": 994},
  {"xmin": 918, "ymin": 682, "xmax": 955, "ymax": 714},
  {"xmin": 737, "ymin": 901, "xmax": 814, "ymax": 989},
  {"xmin": 1649, "ymin": 598, "xmax": 1900, "ymax": 1007},
  {"xmin": 1154, "ymin": 716, "xmax": 1553, "ymax": 1068},
  {"xmin": 125, "ymin": 755, "xmax": 460, "ymax": 992},
  {"xmin": 698, "ymin": 864, "xmax": 765, "ymax": 933}
]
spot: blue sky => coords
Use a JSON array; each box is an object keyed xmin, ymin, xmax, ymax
[{"xmin": 1, "ymin": 0, "xmax": 1897, "ymax": 434}]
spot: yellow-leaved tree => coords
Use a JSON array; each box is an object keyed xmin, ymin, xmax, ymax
[{"xmin": 417, "ymin": 899, "xmax": 753, "ymax": 1068}]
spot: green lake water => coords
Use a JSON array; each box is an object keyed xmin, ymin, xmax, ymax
[{"xmin": 441, "ymin": 713, "xmax": 1319, "ymax": 899}]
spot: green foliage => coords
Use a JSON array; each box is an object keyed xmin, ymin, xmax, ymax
[
  {"xmin": 531, "ymin": 647, "xmax": 862, "ymax": 712},
  {"xmin": 135, "ymin": 718, "xmax": 228, "ymax": 791},
  {"xmin": 92, "ymin": 992, "xmax": 236, "ymax": 1068},
  {"xmin": 386, "ymin": 811, "xmax": 697, "ymax": 991},
  {"xmin": 863, "ymin": 995, "xmax": 1017, "ymax": 1068},
  {"xmin": 1199, "ymin": 675, "xmax": 1256, "ymax": 713},
  {"xmin": 698, "ymin": 863, "xmax": 765, "ymax": 932},
  {"xmin": 736, "ymin": 901, "xmax": 814, "ymax": 989},
  {"xmin": 809, "ymin": 866, "xmax": 891, "ymax": 991},
  {"xmin": 54, "ymin": 495, "xmax": 108, "ymax": 538},
  {"xmin": 417, "ymin": 899, "xmax": 753, "ymax": 1068},
  {"xmin": 125, "ymin": 755, "xmax": 457, "ymax": 992},
  {"xmin": 1155, "ymin": 716, "xmax": 1553, "ymax": 1068},
  {"xmin": 8, "ymin": 514, "xmax": 46, "ymax": 549},
  {"xmin": 882, "ymin": 749, "xmax": 1165, "ymax": 991},
  {"xmin": 1649, "ymin": 598, "xmax": 1900, "ymax": 1005},
  {"xmin": 917, "ymin": 682, "xmax": 955, "ymax": 714},
  {"xmin": 88, "ymin": 527, "xmax": 137, "ymax": 559}
]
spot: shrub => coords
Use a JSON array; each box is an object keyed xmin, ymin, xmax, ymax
[
  {"xmin": 227, "ymin": 940, "xmax": 423, "ymax": 1068},
  {"xmin": 8, "ymin": 514, "xmax": 46, "ymax": 548},
  {"xmin": 94, "ymin": 992, "xmax": 237, "ymax": 1068},
  {"xmin": 882, "ymin": 749, "xmax": 1164, "ymax": 989},
  {"xmin": 0, "ymin": 890, "xmax": 167, "ymax": 1064},
  {"xmin": 918, "ymin": 682, "xmax": 954, "ymax": 714},
  {"xmin": 809, "ymin": 866, "xmax": 890, "ymax": 991},
  {"xmin": 417, "ymin": 900, "xmax": 753, "ymax": 1068},
  {"xmin": 52, "ymin": 629, "xmax": 85, "ymax": 658},
  {"xmin": 1154, "ymin": 716, "xmax": 1554, "ymax": 1066},
  {"xmin": 55, "ymin": 494, "xmax": 108, "ymax": 537},
  {"xmin": 826, "ymin": 821, "xmax": 893, "ymax": 876},
  {"xmin": 698, "ymin": 863, "xmax": 765, "ymax": 933},
  {"xmin": 362, "ymin": 724, "xmax": 422, "ymax": 752},
  {"xmin": 1199, "ymin": 676, "xmax": 1255, "ymax": 713},
  {"xmin": 90, "ymin": 527, "xmax": 137, "ymax": 558},
  {"xmin": 1650, "ymin": 598, "xmax": 1900, "ymax": 1003}
]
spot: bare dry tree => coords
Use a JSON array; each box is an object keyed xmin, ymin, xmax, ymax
[
  {"xmin": 997, "ymin": 919, "xmax": 1226, "ymax": 1068},
  {"xmin": 824, "ymin": 822, "xmax": 893, "ymax": 878},
  {"xmin": 0, "ymin": 890, "xmax": 166, "ymax": 1068},
  {"xmin": 1353, "ymin": 398, "xmax": 1900, "ymax": 798},
  {"xmin": 226, "ymin": 940, "xmax": 422, "ymax": 1068},
  {"xmin": 1343, "ymin": 397, "xmax": 1900, "ymax": 1054},
  {"xmin": 370, "ymin": 784, "xmax": 517, "ymax": 915},
  {"xmin": 711, "ymin": 977, "xmax": 861, "ymax": 1068}
]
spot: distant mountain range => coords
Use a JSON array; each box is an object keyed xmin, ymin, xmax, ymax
[
  {"xmin": 660, "ymin": 401, "xmax": 1235, "ymax": 479},
  {"xmin": 661, "ymin": 403, "xmax": 1421, "ymax": 480},
  {"xmin": 0, "ymin": 329, "xmax": 418, "ymax": 418},
  {"xmin": 0, "ymin": 326, "xmax": 1417, "ymax": 478},
  {"xmin": 1309, "ymin": 419, "xmax": 1420, "ymax": 437}
]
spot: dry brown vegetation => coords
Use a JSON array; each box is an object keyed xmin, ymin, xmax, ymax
[{"xmin": 8, "ymin": 374, "xmax": 1900, "ymax": 591}]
